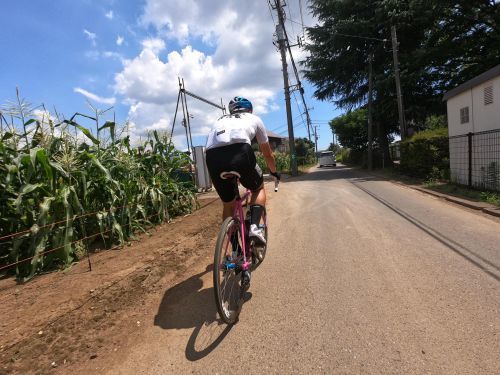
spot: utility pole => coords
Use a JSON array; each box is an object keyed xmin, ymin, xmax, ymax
[
  {"xmin": 367, "ymin": 54, "xmax": 374, "ymax": 170},
  {"xmin": 275, "ymin": 0, "xmax": 298, "ymax": 176},
  {"xmin": 314, "ymin": 125, "xmax": 318, "ymax": 154},
  {"xmin": 281, "ymin": 15, "xmax": 312, "ymax": 143},
  {"xmin": 304, "ymin": 109, "xmax": 312, "ymax": 141},
  {"xmin": 391, "ymin": 25, "xmax": 406, "ymax": 140}
]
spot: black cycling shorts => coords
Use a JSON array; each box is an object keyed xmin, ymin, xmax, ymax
[{"xmin": 206, "ymin": 143, "xmax": 263, "ymax": 202}]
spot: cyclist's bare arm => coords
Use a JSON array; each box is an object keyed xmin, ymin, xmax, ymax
[{"xmin": 259, "ymin": 142, "xmax": 277, "ymax": 174}]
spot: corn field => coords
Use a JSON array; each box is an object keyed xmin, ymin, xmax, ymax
[{"xmin": 0, "ymin": 94, "xmax": 196, "ymax": 281}]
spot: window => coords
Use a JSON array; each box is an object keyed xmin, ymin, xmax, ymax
[
  {"xmin": 484, "ymin": 86, "xmax": 493, "ymax": 105},
  {"xmin": 460, "ymin": 107, "xmax": 469, "ymax": 124}
]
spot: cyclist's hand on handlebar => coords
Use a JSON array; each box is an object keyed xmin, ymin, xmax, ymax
[{"xmin": 270, "ymin": 171, "xmax": 281, "ymax": 181}]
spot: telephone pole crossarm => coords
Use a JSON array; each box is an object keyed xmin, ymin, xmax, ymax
[{"xmin": 182, "ymin": 89, "xmax": 226, "ymax": 112}]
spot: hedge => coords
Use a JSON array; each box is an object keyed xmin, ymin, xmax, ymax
[{"xmin": 399, "ymin": 128, "xmax": 449, "ymax": 179}]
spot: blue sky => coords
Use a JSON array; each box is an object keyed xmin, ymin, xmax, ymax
[{"xmin": 1, "ymin": 0, "xmax": 341, "ymax": 151}]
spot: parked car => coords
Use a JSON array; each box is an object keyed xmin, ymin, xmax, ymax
[{"xmin": 318, "ymin": 151, "xmax": 336, "ymax": 167}]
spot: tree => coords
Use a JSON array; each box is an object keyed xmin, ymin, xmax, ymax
[
  {"xmin": 329, "ymin": 109, "xmax": 368, "ymax": 151},
  {"xmin": 302, "ymin": 0, "xmax": 500, "ymax": 155},
  {"xmin": 294, "ymin": 137, "xmax": 316, "ymax": 164},
  {"xmin": 328, "ymin": 142, "xmax": 340, "ymax": 154}
]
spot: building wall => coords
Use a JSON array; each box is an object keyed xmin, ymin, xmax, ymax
[
  {"xmin": 447, "ymin": 76, "xmax": 500, "ymax": 136},
  {"xmin": 471, "ymin": 76, "xmax": 500, "ymax": 132},
  {"xmin": 447, "ymin": 91, "xmax": 474, "ymax": 136}
]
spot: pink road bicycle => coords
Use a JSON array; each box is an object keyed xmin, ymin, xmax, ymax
[{"xmin": 213, "ymin": 172, "xmax": 279, "ymax": 324}]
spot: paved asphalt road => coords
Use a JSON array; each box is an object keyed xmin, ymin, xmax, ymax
[{"xmin": 106, "ymin": 166, "xmax": 500, "ymax": 374}]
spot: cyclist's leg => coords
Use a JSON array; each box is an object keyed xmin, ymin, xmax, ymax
[
  {"xmin": 237, "ymin": 144, "xmax": 266, "ymax": 226},
  {"xmin": 249, "ymin": 186, "xmax": 266, "ymax": 225},
  {"xmin": 206, "ymin": 145, "xmax": 240, "ymax": 220},
  {"xmin": 237, "ymin": 145, "xmax": 267, "ymax": 245}
]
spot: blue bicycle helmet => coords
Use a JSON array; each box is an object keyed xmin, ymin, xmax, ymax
[{"xmin": 228, "ymin": 96, "xmax": 253, "ymax": 114}]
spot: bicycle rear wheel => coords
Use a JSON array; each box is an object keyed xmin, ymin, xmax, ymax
[{"xmin": 213, "ymin": 217, "xmax": 244, "ymax": 324}]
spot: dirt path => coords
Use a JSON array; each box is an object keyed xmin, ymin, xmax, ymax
[
  {"xmin": 2, "ymin": 169, "xmax": 499, "ymax": 374},
  {"xmin": 0, "ymin": 195, "xmax": 222, "ymax": 375},
  {"xmin": 82, "ymin": 166, "xmax": 498, "ymax": 374}
]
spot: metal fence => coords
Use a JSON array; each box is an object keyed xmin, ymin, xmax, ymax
[{"xmin": 449, "ymin": 129, "xmax": 500, "ymax": 191}]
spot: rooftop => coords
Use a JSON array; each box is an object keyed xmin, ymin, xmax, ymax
[{"xmin": 443, "ymin": 64, "xmax": 500, "ymax": 101}]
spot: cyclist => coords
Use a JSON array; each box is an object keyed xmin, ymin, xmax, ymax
[{"xmin": 205, "ymin": 96, "xmax": 280, "ymax": 245}]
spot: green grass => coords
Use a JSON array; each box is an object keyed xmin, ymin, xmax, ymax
[
  {"xmin": 371, "ymin": 167, "xmax": 500, "ymax": 208},
  {"xmin": 423, "ymin": 182, "xmax": 500, "ymax": 207}
]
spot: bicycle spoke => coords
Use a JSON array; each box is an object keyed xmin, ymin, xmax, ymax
[{"xmin": 213, "ymin": 217, "xmax": 244, "ymax": 324}]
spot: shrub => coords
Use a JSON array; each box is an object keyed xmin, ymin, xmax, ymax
[
  {"xmin": 336, "ymin": 148, "xmax": 363, "ymax": 165},
  {"xmin": 399, "ymin": 128, "xmax": 449, "ymax": 179},
  {"xmin": 256, "ymin": 151, "xmax": 290, "ymax": 173}
]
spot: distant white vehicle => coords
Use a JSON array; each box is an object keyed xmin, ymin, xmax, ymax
[{"xmin": 318, "ymin": 151, "xmax": 337, "ymax": 167}]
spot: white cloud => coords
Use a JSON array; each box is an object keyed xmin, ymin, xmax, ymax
[
  {"xmin": 141, "ymin": 38, "xmax": 166, "ymax": 54},
  {"xmin": 116, "ymin": 35, "xmax": 124, "ymax": 46},
  {"xmin": 112, "ymin": 0, "xmax": 316, "ymax": 145},
  {"xmin": 83, "ymin": 29, "xmax": 97, "ymax": 47},
  {"xmin": 74, "ymin": 87, "xmax": 116, "ymax": 105},
  {"xmin": 103, "ymin": 51, "xmax": 123, "ymax": 61},
  {"xmin": 84, "ymin": 50, "xmax": 100, "ymax": 60},
  {"xmin": 105, "ymin": 10, "xmax": 114, "ymax": 19}
]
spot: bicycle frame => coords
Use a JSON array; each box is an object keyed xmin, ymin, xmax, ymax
[
  {"xmin": 225, "ymin": 183, "xmax": 268, "ymax": 272},
  {"xmin": 231, "ymin": 188, "xmax": 252, "ymax": 272}
]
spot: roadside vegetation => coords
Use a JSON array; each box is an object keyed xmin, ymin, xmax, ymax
[
  {"xmin": 256, "ymin": 137, "xmax": 316, "ymax": 175},
  {"xmin": 303, "ymin": 0, "xmax": 498, "ymax": 163},
  {"xmin": 423, "ymin": 182, "xmax": 500, "ymax": 208},
  {"xmin": 0, "ymin": 94, "xmax": 196, "ymax": 281},
  {"xmin": 301, "ymin": 1, "xmax": 499, "ymax": 201}
]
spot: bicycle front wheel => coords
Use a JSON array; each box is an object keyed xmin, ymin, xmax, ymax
[{"xmin": 213, "ymin": 217, "xmax": 243, "ymax": 324}]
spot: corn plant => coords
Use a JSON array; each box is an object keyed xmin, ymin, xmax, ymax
[{"xmin": 0, "ymin": 97, "xmax": 196, "ymax": 281}]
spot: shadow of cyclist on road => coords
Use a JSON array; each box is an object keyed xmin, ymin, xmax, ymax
[{"xmin": 154, "ymin": 264, "xmax": 252, "ymax": 361}]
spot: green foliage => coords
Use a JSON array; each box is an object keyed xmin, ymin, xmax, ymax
[
  {"xmin": 303, "ymin": 0, "xmax": 499, "ymax": 138},
  {"xmin": 423, "ymin": 115, "xmax": 447, "ymax": 130},
  {"xmin": 480, "ymin": 191, "xmax": 500, "ymax": 207},
  {"xmin": 424, "ymin": 183, "xmax": 500, "ymax": 208},
  {"xmin": 480, "ymin": 162, "xmax": 500, "ymax": 191},
  {"xmin": 329, "ymin": 109, "xmax": 368, "ymax": 151},
  {"xmin": 256, "ymin": 151, "xmax": 290, "ymax": 174},
  {"xmin": 410, "ymin": 127, "xmax": 448, "ymax": 141},
  {"xmin": 0, "ymin": 107, "xmax": 196, "ymax": 282},
  {"xmin": 327, "ymin": 143, "xmax": 340, "ymax": 154},
  {"xmin": 294, "ymin": 137, "xmax": 316, "ymax": 165},
  {"xmin": 399, "ymin": 129, "xmax": 449, "ymax": 179},
  {"xmin": 336, "ymin": 148, "xmax": 364, "ymax": 165}
]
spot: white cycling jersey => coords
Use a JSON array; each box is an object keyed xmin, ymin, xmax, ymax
[{"xmin": 205, "ymin": 112, "xmax": 269, "ymax": 150}]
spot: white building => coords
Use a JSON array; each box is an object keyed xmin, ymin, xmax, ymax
[
  {"xmin": 443, "ymin": 65, "xmax": 500, "ymax": 190},
  {"xmin": 444, "ymin": 64, "xmax": 500, "ymax": 136}
]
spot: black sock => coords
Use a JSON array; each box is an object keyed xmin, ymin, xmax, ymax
[{"xmin": 249, "ymin": 204, "xmax": 264, "ymax": 226}]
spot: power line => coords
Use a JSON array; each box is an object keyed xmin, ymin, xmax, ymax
[
  {"xmin": 277, "ymin": 10, "xmax": 312, "ymax": 141},
  {"xmin": 298, "ymin": 0, "xmax": 305, "ymax": 37},
  {"xmin": 333, "ymin": 32, "xmax": 388, "ymax": 42},
  {"xmin": 267, "ymin": 0, "xmax": 276, "ymax": 25},
  {"xmin": 287, "ymin": 1, "xmax": 296, "ymax": 40}
]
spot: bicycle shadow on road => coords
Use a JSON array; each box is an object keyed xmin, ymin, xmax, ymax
[{"xmin": 153, "ymin": 264, "xmax": 252, "ymax": 361}]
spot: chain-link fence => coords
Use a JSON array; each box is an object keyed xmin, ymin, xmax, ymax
[{"xmin": 449, "ymin": 129, "xmax": 500, "ymax": 191}]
